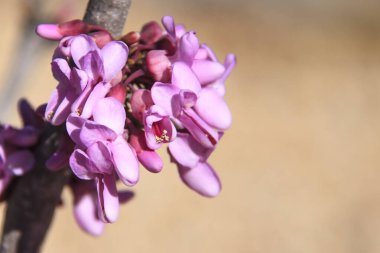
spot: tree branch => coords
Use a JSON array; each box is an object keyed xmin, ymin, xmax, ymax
[
  {"xmin": 0, "ymin": 0, "xmax": 131, "ymax": 252},
  {"xmin": 84, "ymin": 0, "xmax": 131, "ymax": 38}
]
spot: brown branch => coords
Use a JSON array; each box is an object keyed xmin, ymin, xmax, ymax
[
  {"xmin": 0, "ymin": 0, "xmax": 131, "ymax": 252},
  {"xmin": 84, "ymin": 0, "xmax": 131, "ymax": 38}
]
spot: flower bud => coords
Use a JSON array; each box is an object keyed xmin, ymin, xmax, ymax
[
  {"xmin": 140, "ymin": 21, "xmax": 163, "ymax": 44},
  {"xmin": 146, "ymin": 50, "xmax": 171, "ymax": 82}
]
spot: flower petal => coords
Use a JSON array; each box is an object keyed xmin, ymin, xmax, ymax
[
  {"xmin": 178, "ymin": 162, "xmax": 221, "ymax": 197},
  {"xmin": 137, "ymin": 150, "xmax": 163, "ymax": 173},
  {"xmin": 96, "ymin": 174, "xmax": 119, "ymax": 223},
  {"xmin": 86, "ymin": 141, "xmax": 113, "ymax": 174},
  {"xmin": 161, "ymin": 16, "xmax": 176, "ymax": 39},
  {"xmin": 151, "ymin": 82, "xmax": 181, "ymax": 117},
  {"xmin": 101, "ymin": 41, "xmax": 129, "ymax": 82},
  {"xmin": 79, "ymin": 121, "xmax": 117, "ymax": 148},
  {"xmin": 72, "ymin": 181, "xmax": 105, "ymax": 236},
  {"xmin": 66, "ymin": 114, "xmax": 86, "ymax": 148},
  {"xmin": 5, "ymin": 150, "xmax": 35, "ymax": 176},
  {"xmin": 80, "ymin": 82, "xmax": 111, "ymax": 119},
  {"xmin": 179, "ymin": 32, "xmax": 199, "ymax": 65},
  {"xmin": 70, "ymin": 35, "xmax": 98, "ymax": 70},
  {"xmin": 69, "ymin": 149, "xmax": 95, "ymax": 180},
  {"xmin": 92, "ymin": 97, "xmax": 126, "ymax": 135},
  {"xmin": 179, "ymin": 108, "xmax": 219, "ymax": 148},
  {"xmin": 192, "ymin": 60, "xmax": 225, "ymax": 85},
  {"xmin": 194, "ymin": 87, "xmax": 232, "ymax": 130},
  {"xmin": 110, "ymin": 136, "xmax": 139, "ymax": 186},
  {"xmin": 168, "ymin": 133, "xmax": 205, "ymax": 168},
  {"xmin": 172, "ymin": 62, "xmax": 201, "ymax": 94}
]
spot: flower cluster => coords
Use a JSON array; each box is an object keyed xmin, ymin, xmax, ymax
[
  {"xmin": 0, "ymin": 100, "xmax": 41, "ymax": 198},
  {"xmin": 31, "ymin": 16, "xmax": 235, "ymax": 235}
]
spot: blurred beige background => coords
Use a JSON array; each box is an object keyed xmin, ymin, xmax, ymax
[{"xmin": 1, "ymin": 0, "xmax": 380, "ymax": 252}]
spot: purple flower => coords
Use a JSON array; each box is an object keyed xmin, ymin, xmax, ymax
[
  {"xmin": 0, "ymin": 126, "xmax": 38, "ymax": 197},
  {"xmin": 144, "ymin": 105, "xmax": 177, "ymax": 150},
  {"xmin": 46, "ymin": 34, "xmax": 129, "ymax": 125},
  {"xmin": 151, "ymin": 62, "xmax": 219, "ymax": 148},
  {"xmin": 168, "ymin": 132, "xmax": 222, "ymax": 197},
  {"xmin": 68, "ymin": 97, "xmax": 139, "ymax": 223},
  {"xmin": 70, "ymin": 179, "xmax": 134, "ymax": 236}
]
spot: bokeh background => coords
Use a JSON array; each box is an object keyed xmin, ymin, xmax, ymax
[{"xmin": 1, "ymin": 0, "xmax": 380, "ymax": 252}]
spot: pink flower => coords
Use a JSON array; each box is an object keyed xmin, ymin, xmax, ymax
[
  {"xmin": 67, "ymin": 97, "xmax": 139, "ymax": 223},
  {"xmin": 45, "ymin": 34, "xmax": 128, "ymax": 125},
  {"xmin": 168, "ymin": 132, "xmax": 222, "ymax": 197},
  {"xmin": 0, "ymin": 106, "xmax": 41, "ymax": 197},
  {"xmin": 151, "ymin": 62, "xmax": 219, "ymax": 148},
  {"xmin": 70, "ymin": 179, "xmax": 134, "ymax": 236}
]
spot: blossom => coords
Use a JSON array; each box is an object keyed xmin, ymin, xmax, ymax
[
  {"xmin": 70, "ymin": 179, "xmax": 134, "ymax": 236},
  {"xmin": 68, "ymin": 97, "xmax": 139, "ymax": 223},
  {"xmin": 46, "ymin": 34, "xmax": 128, "ymax": 125},
  {"xmin": 0, "ymin": 99, "xmax": 41, "ymax": 197},
  {"xmin": 169, "ymin": 132, "xmax": 221, "ymax": 197},
  {"xmin": 151, "ymin": 62, "xmax": 219, "ymax": 148}
]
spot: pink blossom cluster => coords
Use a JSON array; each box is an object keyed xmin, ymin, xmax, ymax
[{"xmin": 0, "ymin": 16, "xmax": 236, "ymax": 236}]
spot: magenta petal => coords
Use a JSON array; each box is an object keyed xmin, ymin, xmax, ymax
[
  {"xmin": 86, "ymin": 142, "xmax": 113, "ymax": 174},
  {"xmin": 70, "ymin": 35, "xmax": 98, "ymax": 70},
  {"xmin": 66, "ymin": 114, "xmax": 86, "ymax": 147},
  {"xmin": 73, "ymin": 188, "xmax": 105, "ymax": 236},
  {"xmin": 5, "ymin": 150, "xmax": 35, "ymax": 176},
  {"xmin": 221, "ymin": 53, "xmax": 236, "ymax": 82},
  {"xmin": 179, "ymin": 90, "xmax": 197, "ymax": 108},
  {"xmin": 151, "ymin": 82, "xmax": 181, "ymax": 117},
  {"xmin": 172, "ymin": 62, "xmax": 201, "ymax": 94},
  {"xmin": 137, "ymin": 150, "xmax": 163, "ymax": 173},
  {"xmin": 110, "ymin": 136, "xmax": 139, "ymax": 186},
  {"xmin": 96, "ymin": 174, "xmax": 119, "ymax": 223},
  {"xmin": 2, "ymin": 126, "xmax": 39, "ymax": 147},
  {"xmin": 101, "ymin": 41, "xmax": 129, "ymax": 82},
  {"xmin": 192, "ymin": 60, "xmax": 225, "ymax": 85},
  {"xmin": 18, "ymin": 99, "xmax": 44, "ymax": 128},
  {"xmin": 46, "ymin": 150, "xmax": 70, "ymax": 171},
  {"xmin": 179, "ymin": 32, "xmax": 199, "ymax": 65},
  {"xmin": 194, "ymin": 87, "xmax": 232, "ymax": 130},
  {"xmin": 161, "ymin": 16, "xmax": 176, "ymax": 39},
  {"xmin": 51, "ymin": 90, "xmax": 77, "ymax": 125},
  {"xmin": 178, "ymin": 162, "xmax": 221, "ymax": 197},
  {"xmin": 35, "ymin": 24, "xmax": 62, "ymax": 40},
  {"xmin": 51, "ymin": 58, "xmax": 71, "ymax": 83},
  {"xmin": 92, "ymin": 97, "xmax": 126, "ymax": 135},
  {"xmin": 45, "ymin": 85, "xmax": 65, "ymax": 124},
  {"xmin": 69, "ymin": 149, "xmax": 95, "ymax": 180},
  {"xmin": 71, "ymin": 68, "xmax": 89, "ymax": 92},
  {"xmin": 168, "ymin": 133, "xmax": 203, "ymax": 168},
  {"xmin": 180, "ymin": 108, "xmax": 219, "ymax": 148},
  {"xmin": 81, "ymin": 82, "xmax": 111, "ymax": 119},
  {"xmin": 79, "ymin": 51, "xmax": 103, "ymax": 82},
  {"xmin": 79, "ymin": 121, "xmax": 117, "ymax": 148}
]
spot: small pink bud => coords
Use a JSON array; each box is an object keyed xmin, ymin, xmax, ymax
[
  {"xmin": 146, "ymin": 50, "xmax": 171, "ymax": 82},
  {"xmin": 130, "ymin": 89, "xmax": 154, "ymax": 122},
  {"xmin": 108, "ymin": 84, "xmax": 126, "ymax": 104},
  {"xmin": 129, "ymin": 131, "xmax": 163, "ymax": 173},
  {"xmin": 121, "ymin": 31, "xmax": 140, "ymax": 44},
  {"xmin": 35, "ymin": 24, "xmax": 62, "ymax": 40},
  {"xmin": 58, "ymin": 19, "xmax": 87, "ymax": 36},
  {"xmin": 140, "ymin": 21, "xmax": 163, "ymax": 44}
]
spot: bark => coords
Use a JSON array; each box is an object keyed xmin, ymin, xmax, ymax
[{"xmin": 0, "ymin": 0, "xmax": 131, "ymax": 252}]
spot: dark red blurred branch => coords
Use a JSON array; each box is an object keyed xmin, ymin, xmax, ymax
[{"xmin": 0, "ymin": 0, "xmax": 131, "ymax": 252}]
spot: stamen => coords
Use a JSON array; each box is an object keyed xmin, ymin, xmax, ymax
[{"xmin": 153, "ymin": 122, "xmax": 170, "ymax": 143}]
